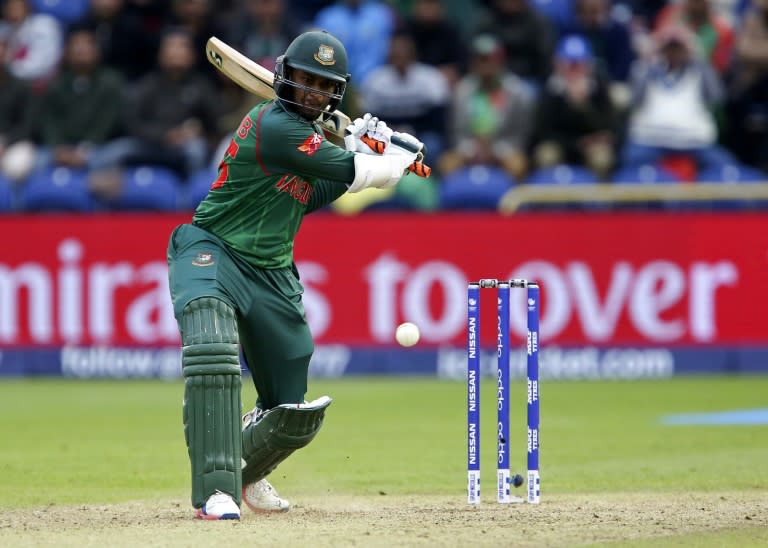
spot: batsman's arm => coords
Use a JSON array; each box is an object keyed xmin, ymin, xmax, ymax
[
  {"xmin": 305, "ymin": 179, "xmax": 349, "ymax": 214},
  {"xmin": 255, "ymin": 116, "xmax": 418, "ymax": 197}
]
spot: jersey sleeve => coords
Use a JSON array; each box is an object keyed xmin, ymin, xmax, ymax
[
  {"xmin": 256, "ymin": 106, "xmax": 356, "ymax": 184},
  {"xmin": 305, "ymin": 178, "xmax": 348, "ymax": 214}
]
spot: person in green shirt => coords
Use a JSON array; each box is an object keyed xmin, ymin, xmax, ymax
[{"xmin": 167, "ymin": 29, "xmax": 423, "ymax": 520}]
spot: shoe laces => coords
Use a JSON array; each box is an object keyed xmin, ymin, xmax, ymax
[
  {"xmin": 249, "ymin": 479, "xmax": 277, "ymax": 497},
  {"xmin": 208, "ymin": 490, "xmax": 234, "ymax": 506}
]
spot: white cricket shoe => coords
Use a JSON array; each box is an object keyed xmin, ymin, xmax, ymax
[
  {"xmin": 195, "ymin": 490, "xmax": 241, "ymax": 520},
  {"xmin": 242, "ymin": 479, "xmax": 290, "ymax": 513}
]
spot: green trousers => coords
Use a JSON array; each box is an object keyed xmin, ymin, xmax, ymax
[{"xmin": 167, "ymin": 223, "xmax": 313, "ymax": 408}]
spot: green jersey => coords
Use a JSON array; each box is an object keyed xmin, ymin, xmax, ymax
[{"xmin": 193, "ymin": 100, "xmax": 355, "ymax": 269}]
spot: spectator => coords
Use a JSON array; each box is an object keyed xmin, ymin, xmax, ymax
[
  {"xmin": 78, "ymin": 0, "xmax": 161, "ymax": 82},
  {"xmin": 531, "ymin": 35, "xmax": 618, "ymax": 180},
  {"xmin": 620, "ymin": 25, "xmax": 737, "ymax": 175},
  {"xmin": 359, "ymin": 30, "xmax": 451, "ymax": 159},
  {"xmin": 614, "ymin": 0, "xmax": 670, "ymax": 27},
  {"xmin": 560, "ymin": 0, "xmax": 636, "ymax": 83},
  {"xmin": 729, "ymin": 0, "xmax": 768, "ymax": 94},
  {"xmin": 33, "ymin": 26, "xmax": 125, "ymax": 173},
  {"xmin": 209, "ymin": 74, "xmax": 258, "ymax": 171},
  {"xmin": 287, "ymin": 0, "xmax": 334, "ymax": 25},
  {"xmin": 100, "ymin": 28, "xmax": 219, "ymax": 177},
  {"xmin": 168, "ymin": 0, "xmax": 224, "ymax": 78},
  {"xmin": 655, "ymin": 0, "xmax": 735, "ymax": 75},
  {"xmin": 313, "ymin": 0, "xmax": 396, "ymax": 85},
  {"xmin": 725, "ymin": 0, "xmax": 768, "ymax": 172},
  {"xmin": 704, "ymin": 0, "xmax": 747, "ymax": 25},
  {"xmin": 402, "ymin": 0, "xmax": 466, "ymax": 88},
  {"xmin": 530, "ymin": 0, "xmax": 574, "ymax": 28},
  {"xmin": 0, "ymin": 27, "xmax": 35, "ymax": 182},
  {"xmin": 2, "ymin": 0, "xmax": 63, "ymax": 89},
  {"xmin": 471, "ymin": 0, "xmax": 555, "ymax": 86},
  {"xmin": 438, "ymin": 34, "xmax": 534, "ymax": 179},
  {"xmin": 224, "ymin": 0, "xmax": 303, "ymax": 70}
]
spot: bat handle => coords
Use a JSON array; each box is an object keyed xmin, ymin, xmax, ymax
[
  {"xmin": 391, "ymin": 135, "xmax": 431, "ymax": 178},
  {"xmin": 390, "ymin": 134, "xmax": 428, "ymax": 159}
]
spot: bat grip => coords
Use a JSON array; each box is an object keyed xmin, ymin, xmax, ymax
[
  {"xmin": 390, "ymin": 134, "xmax": 427, "ymax": 157},
  {"xmin": 391, "ymin": 135, "xmax": 431, "ymax": 178}
]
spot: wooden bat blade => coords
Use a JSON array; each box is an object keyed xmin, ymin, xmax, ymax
[{"xmin": 206, "ymin": 37, "xmax": 275, "ymax": 100}]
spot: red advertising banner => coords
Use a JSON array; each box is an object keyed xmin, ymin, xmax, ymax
[{"xmin": 1, "ymin": 213, "xmax": 766, "ymax": 347}]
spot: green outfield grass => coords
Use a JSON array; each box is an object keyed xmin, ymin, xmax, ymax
[{"xmin": 1, "ymin": 376, "xmax": 767, "ymax": 508}]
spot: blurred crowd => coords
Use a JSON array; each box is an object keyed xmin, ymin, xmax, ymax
[{"xmin": 0, "ymin": 0, "xmax": 767, "ymax": 213}]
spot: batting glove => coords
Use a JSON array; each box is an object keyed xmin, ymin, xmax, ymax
[
  {"xmin": 344, "ymin": 113, "xmax": 394, "ymax": 155},
  {"xmin": 344, "ymin": 113, "xmax": 375, "ymax": 154}
]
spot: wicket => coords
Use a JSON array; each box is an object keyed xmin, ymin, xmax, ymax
[{"xmin": 467, "ymin": 278, "xmax": 540, "ymax": 505}]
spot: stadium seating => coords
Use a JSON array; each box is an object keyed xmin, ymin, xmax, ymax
[
  {"xmin": 698, "ymin": 164, "xmax": 768, "ymax": 210},
  {"xmin": 110, "ymin": 166, "xmax": 181, "ymax": 211},
  {"xmin": 526, "ymin": 165, "xmax": 599, "ymax": 185},
  {"xmin": 184, "ymin": 168, "xmax": 217, "ymax": 210},
  {"xmin": 0, "ymin": 175, "xmax": 12, "ymax": 212},
  {"xmin": 439, "ymin": 165, "xmax": 515, "ymax": 210},
  {"xmin": 31, "ymin": 0, "xmax": 90, "ymax": 24},
  {"xmin": 697, "ymin": 163, "xmax": 767, "ymax": 184},
  {"xmin": 20, "ymin": 167, "xmax": 93, "ymax": 212},
  {"xmin": 530, "ymin": 0, "xmax": 573, "ymax": 27},
  {"xmin": 611, "ymin": 164, "xmax": 682, "ymax": 184}
]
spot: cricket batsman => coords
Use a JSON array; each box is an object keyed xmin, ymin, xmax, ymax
[{"xmin": 166, "ymin": 30, "xmax": 424, "ymax": 520}]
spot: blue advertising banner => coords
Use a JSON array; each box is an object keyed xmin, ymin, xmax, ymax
[{"xmin": 1, "ymin": 346, "xmax": 766, "ymax": 379}]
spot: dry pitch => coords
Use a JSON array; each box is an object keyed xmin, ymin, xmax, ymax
[{"xmin": 1, "ymin": 492, "xmax": 766, "ymax": 547}]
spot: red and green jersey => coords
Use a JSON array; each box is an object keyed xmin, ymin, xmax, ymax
[{"xmin": 193, "ymin": 100, "xmax": 355, "ymax": 269}]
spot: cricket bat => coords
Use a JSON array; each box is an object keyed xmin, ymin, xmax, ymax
[{"xmin": 206, "ymin": 36, "xmax": 431, "ymax": 177}]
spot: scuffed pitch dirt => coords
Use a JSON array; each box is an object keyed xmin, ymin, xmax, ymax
[{"xmin": 0, "ymin": 492, "xmax": 766, "ymax": 547}]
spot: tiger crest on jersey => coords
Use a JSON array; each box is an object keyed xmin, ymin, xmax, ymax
[{"xmin": 298, "ymin": 133, "xmax": 323, "ymax": 156}]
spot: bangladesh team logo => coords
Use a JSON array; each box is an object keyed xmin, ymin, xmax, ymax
[
  {"xmin": 192, "ymin": 252, "xmax": 214, "ymax": 267},
  {"xmin": 314, "ymin": 45, "xmax": 335, "ymax": 65}
]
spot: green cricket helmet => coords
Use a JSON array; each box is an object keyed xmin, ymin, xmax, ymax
[{"xmin": 274, "ymin": 30, "xmax": 350, "ymax": 119}]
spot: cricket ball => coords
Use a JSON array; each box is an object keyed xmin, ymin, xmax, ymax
[{"xmin": 395, "ymin": 322, "xmax": 420, "ymax": 347}]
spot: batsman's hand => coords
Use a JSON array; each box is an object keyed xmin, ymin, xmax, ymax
[
  {"xmin": 346, "ymin": 117, "xmax": 432, "ymax": 178},
  {"xmin": 380, "ymin": 135, "xmax": 420, "ymax": 185},
  {"xmin": 362, "ymin": 116, "xmax": 393, "ymax": 153},
  {"xmin": 384, "ymin": 131, "xmax": 432, "ymax": 178},
  {"xmin": 347, "ymin": 131, "xmax": 430, "ymax": 193},
  {"xmin": 344, "ymin": 113, "xmax": 392, "ymax": 155}
]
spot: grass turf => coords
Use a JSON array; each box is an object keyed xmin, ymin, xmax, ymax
[{"xmin": 1, "ymin": 376, "xmax": 766, "ymax": 508}]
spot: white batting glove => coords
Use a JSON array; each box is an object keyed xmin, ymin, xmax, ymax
[
  {"xmin": 378, "ymin": 135, "xmax": 419, "ymax": 186},
  {"xmin": 344, "ymin": 113, "xmax": 377, "ymax": 154},
  {"xmin": 344, "ymin": 113, "xmax": 397, "ymax": 155},
  {"xmin": 344, "ymin": 113, "xmax": 372, "ymax": 153},
  {"xmin": 347, "ymin": 133, "xmax": 419, "ymax": 192},
  {"xmin": 366, "ymin": 117, "xmax": 393, "ymax": 147}
]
